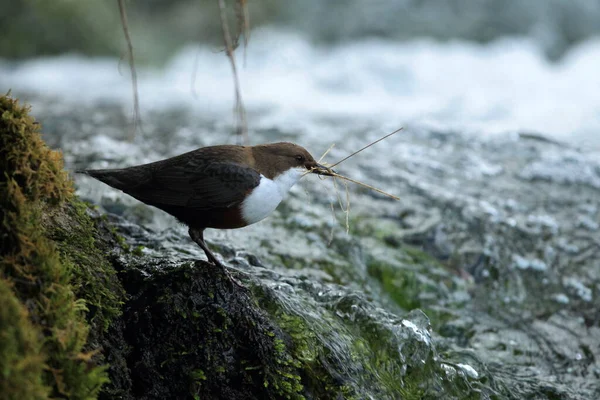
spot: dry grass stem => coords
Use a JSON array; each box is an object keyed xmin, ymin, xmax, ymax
[
  {"xmin": 330, "ymin": 127, "xmax": 403, "ymax": 168},
  {"xmin": 308, "ymin": 140, "xmax": 399, "ymax": 206},
  {"xmin": 330, "ymin": 171, "xmax": 400, "ymax": 200},
  {"xmin": 308, "ymin": 130, "xmax": 401, "ymax": 239},
  {"xmin": 218, "ymin": 0, "xmax": 248, "ymax": 144},
  {"xmin": 328, "ymin": 201, "xmax": 336, "ymax": 245},
  {"xmin": 318, "ymin": 143, "xmax": 336, "ymax": 163},
  {"xmin": 332, "ymin": 176, "xmax": 351, "ymax": 233},
  {"xmin": 117, "ymin": 0, "xmax": 142, "ymax": 141},
  {"xmin": 324, "ymin": 177, "xmax": 350, "ymax": 245},
  {"xmin": 344, "ymin": 179, "xmax": 350, "ymax": 230},
  {"xmin": 236, "ymin": 0, "xmax": 250, "ymax": 64}
]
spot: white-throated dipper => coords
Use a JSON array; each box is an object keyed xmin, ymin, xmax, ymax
[{"xmin": 80, "ymin": 142, "xmax": 333, "ymax": 286}]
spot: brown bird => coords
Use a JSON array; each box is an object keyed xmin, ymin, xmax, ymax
[{"xmin": 79, "ymin": 142, "xmax": 333, "ymax": 286}]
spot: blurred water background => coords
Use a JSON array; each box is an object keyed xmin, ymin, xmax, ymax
[{"xmin": 1, "ymin": 0, "xmax": 599, "ymax": 148}]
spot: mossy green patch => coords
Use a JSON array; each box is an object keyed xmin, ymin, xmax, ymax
[
  {"xmin": 0, "ymin": 93, "xmax": 112, "ymax": 398},
  {"xmin": 268, "ymin": 337, "xmax": 304, "ymax": 399},
  {"xmin": 0, "ymin": 278, "xmax": 49, "ymax": 400},
  {"xmin": 256, "ymin": 290, "xmax": 361, "ymax": 399},
  {"xmin": 368, "ymin": 259, "xmax": 424, "ymax": 310},
  {"xmin": 367, "ymin": 256, "xmax": 465, "ymax": 331},
  {"xmin": 116, "ymin": 259, "xmax": 310, "ymax": 399},
  {"xmin": 43, "ymin": 199, "xmax": 124, "ymax": 332},
  {"xmin": 254, "ymin": 280, "xmax": 487, "ymax": 400}
]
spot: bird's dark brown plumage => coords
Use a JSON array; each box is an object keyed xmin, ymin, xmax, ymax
[
  {"xmin": 83, "ymin": 145, "xmax": 261, "ymax": 229},
  {"xmin": 80, "ymin": 142, "xmax": 333, "ymax": 288}
]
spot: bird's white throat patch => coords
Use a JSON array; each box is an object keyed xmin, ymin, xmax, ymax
[{"xmin": 241, "ymin": 167, "xmax": 305, "ymax": 225}]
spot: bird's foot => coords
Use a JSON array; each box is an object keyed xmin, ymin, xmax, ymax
[
  {"xmin": 188, "ymin": 228, "xmax": 248, "ymax": 290},
  {"xmin": 208, "ymin": 257, "xmax": 247, "ymax": 290}
]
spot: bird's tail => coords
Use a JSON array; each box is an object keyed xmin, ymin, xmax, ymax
[{"xmin": 77, "ymin": 168, "xmax": 142, "ymax": 192}]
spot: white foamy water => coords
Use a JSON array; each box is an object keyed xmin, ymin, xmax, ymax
[{"xmin": 1, "ymin": 28, "xmax": 599, "ymax": 147}]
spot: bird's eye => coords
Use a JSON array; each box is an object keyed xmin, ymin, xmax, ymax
[{"xmin": 295, "ymin": 155, "xmax": 305, "ymax": 162}]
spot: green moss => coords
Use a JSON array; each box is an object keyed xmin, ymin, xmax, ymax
[
  {"xmin": 401, "ymin": 245, "xmax": 438, "ymax": 265},
  {"xmin": 256, "ymin": 283, "xmax": 478, "ymax": 399},
  {"xmin": 44, "ymin": 199, "xmax": 124, "ymax": 332},
  {"xmin": 110, "ymin": 225, "xmax": 131, "ymax": 252},
  {"xmin": 0, "ymin": 278, "xmax": 49, "ymax": 399},
  {"xmin": 0, "ymin": 94, "xmax": 111, "ymax": 398},
  {"xmin": 190, "ymin": 369, "xmax": 206, "ymax": 381},
  {"xmin": 366, "ymin": 242, "xmax": 469, "ymax": 331},
  {"xmin": 368, "ymin": 259, "xmax": 423, "ymax": 310},
  {"xmin": 258, "ymin": 297, "xmax": 360, "ymax": 399},
  {"xmin": 268, "ymin": 337, "xmax": 304, "ymax": 399},
  {"xmin": 119, "ymin": 260, "xmax": 314, "ymax": 399},
  {"xmin": 132, "ymin": 245, "xmax": 145, "ymax": 257}
]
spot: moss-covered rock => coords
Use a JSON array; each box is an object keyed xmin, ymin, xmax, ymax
[
  {"xmin": 0, "ymin": 94, "xmax": 117, "ymax": 398},
  {"xmin": 43, "ymin": 201, "xmax": 125, "ymax": 333},
  {"xmin": 0, "ymin": 278, "xmax": 48, "ymax": 400},
  {"xmin": 105, "ymin": 259, "xmax": 307, "ymax": 400}
]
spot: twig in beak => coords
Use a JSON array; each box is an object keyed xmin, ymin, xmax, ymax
[
  {"xmin": 303, "ymin": 163, "xmax": 335, "ymax": 177},
  {"xmin": 318, "ymin": 143, "xmax": 336, "ymax": 163},
  {"xmin": 307, "ymin": 131, "xmax": 400, "ymax": 240},
  {"xmin": 329, "ymin": 171, "xmax": 400, "ymax": 201}
]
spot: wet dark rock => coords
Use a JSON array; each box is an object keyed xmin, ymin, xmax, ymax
[
  {"xmin": 103, "ymin": 257, "xmax": 297, "ymax": 400},
  {"xmin": 97, "ymin": 215, "xmax": 492, "ymax": 399}
]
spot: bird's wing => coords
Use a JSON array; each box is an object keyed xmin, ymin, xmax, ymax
[
  {"xmin": 91, "ymin": 161, "xmax": 261, "ymax": 210},
  {"xmin": 185, "ymin": 162, "xmax": 261, "ymax": 209}
]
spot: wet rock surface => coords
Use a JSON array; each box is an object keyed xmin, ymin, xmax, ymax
[
  {"xmin": 104, "ymin": 255, "xmax": 302, "ymax": 400},
  {"xmin": 27, "ymin": 100, "xmax": 600, "ymax": 399},
  {"xmin": 101, "ymin": 214, "xmax": 490, "ymax": 399}
]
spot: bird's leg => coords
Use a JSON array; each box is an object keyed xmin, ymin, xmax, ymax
[
  {"xmin": 189, "ymin": 227, "xmax": 221, "ymax": 265},
  {"xmin": 188, "ymin": 227, "xmax": 246, "ymax": 289}
]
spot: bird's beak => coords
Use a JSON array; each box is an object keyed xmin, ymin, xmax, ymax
[{"xmin": 310, "ymin": 163, "xmax": 336, "ymax": 176}]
